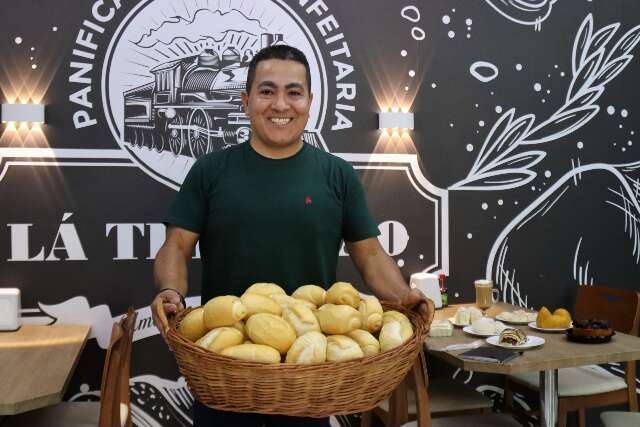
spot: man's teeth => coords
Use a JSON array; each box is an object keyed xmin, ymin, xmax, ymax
[{"xmin": 270, "ymin": 118, "xmax": 292, "ymax": 125}]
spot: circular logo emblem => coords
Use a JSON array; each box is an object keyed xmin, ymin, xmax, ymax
[{"xmin": 102, "ymin": 0, "xmax": 328, "ymax": 189}]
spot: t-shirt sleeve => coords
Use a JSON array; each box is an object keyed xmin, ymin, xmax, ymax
[
  {"xmin": 164, "ymin": 159, "xmax": 208, "ymax": 234},
  {"xmin": 342, "ymin": 162, "xmax": 380, "ymax": 242}
]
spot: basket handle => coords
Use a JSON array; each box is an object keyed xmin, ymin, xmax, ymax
[
  {"xmin": 410, "ymin": 297, "xmax": 435, "ymax": 343},
  {"xmin": 406, "ymin": 296, "xmax": 436, "ymax": 329}
]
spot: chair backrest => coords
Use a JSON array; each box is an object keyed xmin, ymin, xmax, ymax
[
  {"xmin": 574, "ymin": 286, "xmax": 640, "ymax": 336},
  {"xmin": 99, "ymin": 308, "xmax": 137, "ymax": 427}
]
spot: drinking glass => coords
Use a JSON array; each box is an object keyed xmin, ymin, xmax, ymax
[{"xmin": 475, "ymin": 279, "xmax": 499, "ymax": 315}]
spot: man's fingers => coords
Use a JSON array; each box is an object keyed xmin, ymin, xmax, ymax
[{"xmin": 152, "ymin": 298, "xmax": 171, "ymax": 335}]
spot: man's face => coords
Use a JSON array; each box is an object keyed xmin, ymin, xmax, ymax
[{"xmin": 241, "ymin": 59, "xmax": 312, "ymax": 154}]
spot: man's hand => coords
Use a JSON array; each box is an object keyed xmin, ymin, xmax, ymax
[
  {"xmin": 151, "ymin": 289, "xmax": 185, "ymax": 342},
  {"xmin": 400, "ymin": 287, "xmax": 435, "ymax": 321}
]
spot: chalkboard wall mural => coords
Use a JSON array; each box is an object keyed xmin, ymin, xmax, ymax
[{"xmin": 1, "ymin": 0, "xmax": 639, "ymax": 425}]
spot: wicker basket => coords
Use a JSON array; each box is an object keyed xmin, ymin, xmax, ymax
[{"xmin": 167, "ymin": 301, "xmax": 432, "ymax": 417}]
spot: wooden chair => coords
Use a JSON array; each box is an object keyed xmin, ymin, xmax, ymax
[
  {"xmin": 368, "ymin": 377, "xmax": 494, "ymax": 426},
  {"xmin": 5, "ymin": 308, "xmax": 137, "ymax": 427},
  {"xmin": 504, "ymin": 286, "xmax": 640, "ymax": 427},
  {"xmin": 361, "ymin": 349, "xmax": 521, "ymax": 427}
]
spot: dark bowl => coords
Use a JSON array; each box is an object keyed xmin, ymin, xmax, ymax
[{"xmin": 566, "ymin": 328, "xmax": 615, "ymax": 344}]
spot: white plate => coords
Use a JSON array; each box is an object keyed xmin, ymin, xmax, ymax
[
  {"xmin": 528, "ymin": 321, "xmax": 571, "ymax": 332},
  {"xmin": 448, "ymin": 317, "xmax": 469, "ymax": 328},
  {"xmin": 462, "ymin": 325, "xmax": 499, "ymax": 337},
  {"xmin": 495, "ymin": 313, "xmax": 533, "ymax": 325},
  {"xmin": 486, "ymin": 335, "xmax": 546, "ymax": 349}
]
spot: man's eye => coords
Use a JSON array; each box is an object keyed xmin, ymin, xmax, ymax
[
  {"xmin": 289, "ymin": 91, "xmax": 302, "ymax": 97},
  {"xmin": 260, "ymin": 89, "xmax": 273, "ymax": 95}
]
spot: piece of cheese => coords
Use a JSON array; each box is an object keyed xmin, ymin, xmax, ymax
[{"xmin": 429, "ymin": 320, "xmax": 453, "ymax": 337}]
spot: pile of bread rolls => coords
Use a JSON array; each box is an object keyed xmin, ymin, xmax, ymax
[{"xmin": 177, "ymin": 282, "xmax": 414, "ymax": 364}]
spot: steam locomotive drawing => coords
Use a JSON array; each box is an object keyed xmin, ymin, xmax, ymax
[{"xmin": 124, "ymin": 33, "xmax": 301, "ymax": 158}]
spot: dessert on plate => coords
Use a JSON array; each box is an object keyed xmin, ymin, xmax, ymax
[
  {"xmin": 454, "ymin": 307, "xmax": 483, "ymax": 325},
  {"xmin": 571, "ymin": 319, "xmax": 613, "ymax": 338},
  {"xmin": 471, "ymin": 317, "xmax": 506, "ymax": 335},
  {"xmin": 536, "ymin": 307, "xmax": 572, "ymax": 328},
  {"xmin": 498, "ymin": 328, "xmax": 528, "ymax": 346},
  {"xmin": 499, "ymin": 309, "xmax": 537, "ymax": 323}
]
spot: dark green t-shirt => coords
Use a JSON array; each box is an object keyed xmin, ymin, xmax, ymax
[{"xmin": 165, "ymin": 142, "xmax": 379, "ymax": 300}]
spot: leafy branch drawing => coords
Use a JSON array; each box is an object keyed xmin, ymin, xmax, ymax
[{"xmin": 451, "ymin": 14, "xmax": 640, "ymax": 191}]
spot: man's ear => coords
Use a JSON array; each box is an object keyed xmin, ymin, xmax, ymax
[{"xmin": 241, "ymin": 91, "xmax": 249, "ymax": 114}]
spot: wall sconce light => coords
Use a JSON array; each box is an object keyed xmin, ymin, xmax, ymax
[
  {"xmin": 1, "ymin": 103, "xmax": 45, "ymax": 124},
  {"xmin": 378, "ymin": 111, "xmax": 414, "ymax": 130}
]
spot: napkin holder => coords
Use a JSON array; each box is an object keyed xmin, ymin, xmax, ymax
[
  {"xmin": 0, "ymin": 288, "xmax": 21, "ymax": 331},
  {"xmin": 410, "ymin": 272, "xmax": 442, "ymax": 309}
]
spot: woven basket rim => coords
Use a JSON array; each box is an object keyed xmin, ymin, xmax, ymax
[
  {"xmin": 167, "ymin": 300, "xmax": 429, "ymax": 366},
  {"xmin": 165, "ymin": 300, "xmax": 433, "ymax": 416}
]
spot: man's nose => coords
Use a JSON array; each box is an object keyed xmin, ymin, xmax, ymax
[{"xmin": 271, "ymin": 93, "xmax": 289, "ymax": 111}]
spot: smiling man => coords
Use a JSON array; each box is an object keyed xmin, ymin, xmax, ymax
[{"xmin": 151, "ymin": 45, "xmax": 429, "ymax": 427}]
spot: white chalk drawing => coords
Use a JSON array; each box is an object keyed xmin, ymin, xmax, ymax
[
  {"xmin": 451, "ymin": 14, "xmax": 640, "ymax": 191},
  {"xmin": 476, "ymin": 384, "xmax": 533, "ymax": 413},
  {"xmin": 69, "ymin": 375, "xmax": 193, "ymax": 426},
  {"xmin": 102, "ymin": 0, "xmax": 329, "ymax": 189},
  {"xmin": 68, "ymin": 374, "xmax": 347, "ymax": 426},
  {"xmin": 494, "ymin": 242, "xmax": 529, "ymax": 307},
  {"xmin": 452, "ymin": 367, "xmax": 473, "ymax": 384},
  {"xmin": 486, "ymin": 161, "xmax": 640, "ymax": 306},
  {"xmin": 0, "ymin": 149, "xmax": 450, "ymax": 275},
  {"xmin": 607, "ymin": 178, "xmax": 640, "ymax": 263},
  {"xmin": 484, "ymin": 0, "xmax": 558, "ymax": 31},
  {"xmin": 20, "ymin": 295, "xmax": 201, "ymax": 349},
  {"xmin": 470, "ymin": 61, "xmax": 499, "ymax": 82},
  {"xmin": 572, "ymin": 237, "xmax": 595, "ymax": 285},
  {"xmin": 342, "ymin": 153, "xmax": 449, "ymax": 274}
]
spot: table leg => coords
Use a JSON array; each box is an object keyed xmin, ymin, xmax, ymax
[{"xmin": 539, "ymin": 369, "xmax": 558, "ymax": 427}]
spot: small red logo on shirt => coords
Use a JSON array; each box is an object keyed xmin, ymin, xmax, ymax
[{"xmin": 304, "ymin": 196, "xmax": 312, "ymax": 205}]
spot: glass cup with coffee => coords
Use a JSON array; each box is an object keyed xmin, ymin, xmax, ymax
[{"xmin": 474, "ymin": 279, "xmax": 499, "ymax": 314}]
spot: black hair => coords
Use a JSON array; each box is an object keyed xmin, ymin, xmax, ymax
[{"xmin": 245, "ymin": 44, "xmax": 311, "ymax": 94}]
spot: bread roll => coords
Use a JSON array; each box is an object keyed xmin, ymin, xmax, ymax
[
  {"xmin": 285, "ymin": 331, "xmax": 327, "ymax": 364},
  {"xmin": 379, "ymin": 319, "xmax": 413, "ymax": 352},
  {"xmin": 245, "ymin": 282, "xmax": 286, "ymax": 297},
  {"xmin": 203, "ymin": 296, "xmax": 247, "ymax": 329},
  {"xmin": 269, "ymin": 293, "xmax": 316, "ymax": 310},
  {"xmin": 282, "ymin": 304, "xmax": 321, "ymax": 336},
  {"xmin": 325, "ymin": 282, "xmax": 360, "ymax": 308},
  {"xmin": 221, "ymin": 343, "xmax": 281, "ymax": 364},
  {"xmin": 359, "ymin": 296, "xmax": 383, "ymax": 333},
  {"xmin": 316, "ymin": 304, "xmax": 362, "ymax": 334},
  {"xmin": 292, "ymin": 285, "xmax": 326, "ymax": 306},
  {"xmin": 195, "ymin": 327, "xmax": 244, "ymax": 353},
  {"xmin": 326, "ymin": 335, "xmax": 364, "ymax": 362},
  {"xmin": 240, "ymin": 292, "xmax": 282, "ymax": 316},
  {"xmin": 382, "ymin": 310, "xmax": 412, "ymax": 328},
  {"xmin": 347, "ymin": 329, "xmax": 380, "ymax": 356},
  {"xmin": 246, "ymin": 313, "xmax": 296, "ymax": 354},
  {"xmin": 178, "ymin": 307, "xmax": 207, "ymax": 342}
]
